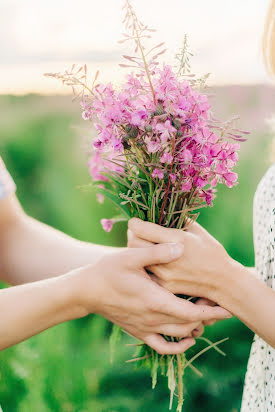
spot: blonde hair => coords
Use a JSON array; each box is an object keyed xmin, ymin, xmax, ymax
[{"xmin": 263, "ymin": 0, "xmax": 275, "ymax": 77}]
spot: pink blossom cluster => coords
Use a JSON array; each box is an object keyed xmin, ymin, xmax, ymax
[{"xmin": 85, "ymin": 65, "xmax": 240, "ymax": 207}]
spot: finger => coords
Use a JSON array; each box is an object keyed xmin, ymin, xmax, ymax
[
  {"xmin": 185, "ymin": 221, "xmax": 205, "ymax": 235},
  {"xmin": 196, "ymin": 299, "xmax": 216, "ymax": 326},
  {"xmin": 127, "ymin": 229, "xmax": 153, "ymax": 248},
  {"xmin": 158, "ymin": 295, "xmax": 232, "ymax": 323},
  {"xmin": 193, "ymin": 305, "xmax": 232, "ymax": 321},
  {"xmin": 157, "ymin": 322, "xmax": 200, "ymax": 338},
  {"xmin": 145, "ymin": 334, "xmax": 195, "ymax": 355},
  {"xmin": 128, "ymin": 218, "xmax": 185, "ymax": 244},
  {"xmin": 125, "ymin": 243, "xmax": 184, "ymax": 268},
  {"xmin": 195, "ymin": 299, "xmax": 232, "ymax": 325},
  {"xmin": 196, "ymin": 298, "xmax": 216, "ymax": 307},
  {"xmin": 204, "ymin": 320, "xmax": 216, "ymax": 326},
  {"xmin": 192, "ymin": 324, "xmax": 204, "ymax": 337}
]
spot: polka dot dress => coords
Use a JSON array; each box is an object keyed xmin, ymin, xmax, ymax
[{"xmin": 241, "ymin": 164, "xmax": 275, "ymax": 412}]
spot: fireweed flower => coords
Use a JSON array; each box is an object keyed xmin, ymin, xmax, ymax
[
  {"xmin": 130, "ymin": 109, "xmax": 147, "ymax": 126},
  {"xmin": 100, "ymin": 219, "xmax": 114, "ymax": 232},
  {"xmin": 152, "ymin": 168, "xmax": 164, "ymax": 179},
  {"xmin": 46, "ymin": 1, "xmax": 247, "ymax": 410},
  {"xmin": 160, "ymin": 152, "xmax": 173, "ymax": 164}
]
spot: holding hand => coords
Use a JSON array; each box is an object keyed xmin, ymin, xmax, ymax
[
  {"xmin": 77, "ymin": 244, "xmax": 231, "ymax": 354},
  {"xmin": 128, "ymin": 218, "xmax": 233, "ymax": 303}
]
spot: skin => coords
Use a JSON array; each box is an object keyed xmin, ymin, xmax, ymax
[
  {"xmin": 128, "ymin": 218, "xmax": 275, "ymax": 349},
  {"xmin": 0, "ymin": 193, "xmax": 231, "ymax": 353}
]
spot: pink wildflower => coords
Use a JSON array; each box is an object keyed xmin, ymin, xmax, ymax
[
  {"xmin": 96, "ymin": 193, "xmax": 104, "ymax": 204},
  {"xmin": 131, "ymin": 109, "xmax": 147, "ymax": 126},
  {"xmin": 152, "ymin": 168, "xmax": 164, "ymax": 179},
  {"xmin": 170, "ymin": 173, "xmax": 176, "ymax": 183},
  {"xmin": 156, "ymin": 120, "xmax": 176, "ymax": 142},
  {"xmin": 147, "ymin": 140, "xmax": 161, "ymax": 153},
  {"xmin": 195, "ymin": 176, "xmax": 208, "ymax": 188},
  {"xmin": 160, "ymin": 152, "xmax": 173, "ymax": 164},
  {"xmin": 181, "ymin": 179, "xmax": 192, "ymax": 192},
  {"xmin": 101, "ymin": 219, "xmax": 114, "ymax": 232},
  {"xmin": 82, "ymin": 108, "xmax": 93, "ymax": 120},
  {"xmin": 224, "ymin": 172, "xmax": 238, "ymax": 188}
]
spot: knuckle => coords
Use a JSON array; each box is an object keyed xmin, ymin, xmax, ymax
[
  {"xmin": 147, "ymin": 299, "xmax": 161, "ymax": 313},
  {"xmin": 128, "ymin": 218, "xmax": 141, "ymax": 234}
]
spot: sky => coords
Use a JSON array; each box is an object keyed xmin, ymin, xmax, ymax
[{"xmin": 0, "ymin": 0, "xmax": 272, "ymax": 94}]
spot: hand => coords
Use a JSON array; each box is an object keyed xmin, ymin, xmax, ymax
[
  {"xmin": 127, "ymin": 227, "xmax": 228, "ymax": 328},
  {"xmin": 76, "ymin": 244, "xmax": 231, "ymax": 355},
  {"xmin": 127, "ymin": 218, "xmax": 233, "ymax": 303}
]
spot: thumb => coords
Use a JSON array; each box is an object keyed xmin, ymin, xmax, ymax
[{"xmin": 127, "ymin": 243, "xmax": 184, "ymax": 268}]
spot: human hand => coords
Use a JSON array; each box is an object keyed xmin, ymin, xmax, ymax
[
  {"xmin": 127, "ymin": 227, "xmax": 228, "ymax": 328},
  {"xmin": 76, "ymin": 244, "xmax": 231, "ymax": 354},
  {"xmin": 127, "ymin": 218, "xmax": 234, "ymax": 304}
]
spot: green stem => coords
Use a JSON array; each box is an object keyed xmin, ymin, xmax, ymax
[{"xmin": 176, "ymin": 354, "xmax": 184, "ymax": 412}]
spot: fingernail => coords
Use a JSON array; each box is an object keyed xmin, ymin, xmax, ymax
[{"xmin": 169, "ymin": 243, "xmax": 184, "ymax": 259}]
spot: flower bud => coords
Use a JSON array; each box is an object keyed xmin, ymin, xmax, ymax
[
  {"xmin": 154, "ymin": 102, "xmax": 165, "ymax": 116},
  {"xmin": 125, "ymin": 124, "xmax": 132, "ymax": 133},
  {"xmin": 145, "ymin": 124, "xmax": 153, "ymax": 133},
  {"xmin": 129, "ymin": 126, "xmax": 139, "ymax": 138},
  {"xmin": 173, "ymin": 119, "xmax": 181, "ymax": 130},
  {"xmin": 122, "ymin": 135, "xmax": 131, "ymax": 149}
]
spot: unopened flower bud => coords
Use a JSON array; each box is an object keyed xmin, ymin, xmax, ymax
[
  {"xmin": 129, "ymin": 126, "xmax": 139, "ymax": 138},
  {"xmin": 122, "ymin": 135, "xmax": 131, "ymax": 149},
  {"xmin": 173, "ymin": 119, "xmax": 181, "ymax": 130},
  {"xmin": 154, "ymin": 102, "xmax": 165, "ymax": 116},
  {"xmin": 125, "ymin": 124, "xmax": 132, "ymax": 133},
  {"xmin": 145, "ymin": 124, "xmax": 152, "ymax": 133}
]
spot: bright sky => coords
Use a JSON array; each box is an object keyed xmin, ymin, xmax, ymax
[{"xmin": 0, "ymin": 0, "xmax": 272, "ymax": 94}]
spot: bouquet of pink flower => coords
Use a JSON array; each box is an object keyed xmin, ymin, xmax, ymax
[{"xmin": 46, "ymin": 1, "xmax": 247, "ymax": 410}]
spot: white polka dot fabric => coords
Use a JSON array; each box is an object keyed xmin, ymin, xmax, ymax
[{"xmin": 241, "ymin": 164, "xmax": 275, "ymax": 412}]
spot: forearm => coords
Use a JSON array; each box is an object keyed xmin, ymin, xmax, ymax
[
  {"xmin": 0, "ymin": 271, "xmax": 85, "ymax": 350},
  {"xmin": 215, "ymin": 260, "xmax": 275, "ymax": 347},
  {"xmin": 0, "ymin": 212, "xmax": 118, "ymax": 285}
]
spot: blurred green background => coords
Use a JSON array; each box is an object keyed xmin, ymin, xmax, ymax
[{"xmin": 0, "ymin": 86, "xmax": 274, "ymax": 412}]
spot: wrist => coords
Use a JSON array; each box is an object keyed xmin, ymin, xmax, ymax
[
  {"xmin": 57, "ymin": 269, "xmax": 94, "ymax": 320},
  {"xmin": 211, "ymin": 255, "xmax": 246, "ymax": 307},
  {"xmin": 67, "ymin": 263, "xmax": 104, "ymax": 317}
]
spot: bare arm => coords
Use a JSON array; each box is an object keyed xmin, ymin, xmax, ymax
[
  {"xmin": 128, "ymin": 219, "xmax": 275, "ymax": 349},
  {"xmin": 0, "ymin": 242, "xmax": 231, "ymax": 352},
  {"xmin": 0, "ymin": 270, "xmax": 83, "ymax": 350},
  {"xmin": 0, "ymin": 194, "xmax": 116, "ymax": 285}
]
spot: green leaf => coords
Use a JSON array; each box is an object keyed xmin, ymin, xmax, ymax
[{"xmin": 96, "ymin": 187, "xmax": 132, "ymax": 218}]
